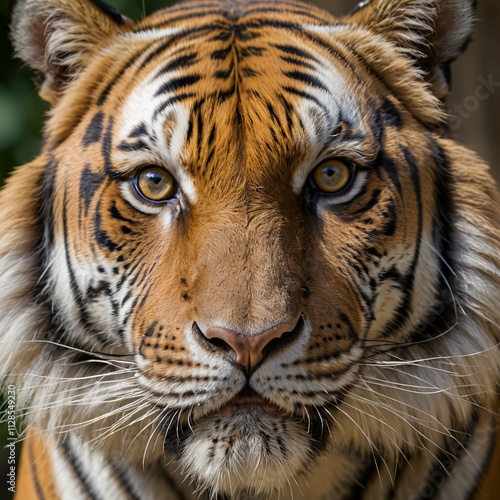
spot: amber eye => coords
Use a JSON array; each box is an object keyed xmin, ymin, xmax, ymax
[
  {"xmin": 135, "ymin": 166, "xmax": 176, "ymax": 202},
  {"xmin": 312, "ymin": 160, "xmax": 354, "ymax": 194}
]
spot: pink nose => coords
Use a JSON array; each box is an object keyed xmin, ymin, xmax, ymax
[{"xmin": 204, "ymin": 322, "xmax": 296, "ymax": 370}]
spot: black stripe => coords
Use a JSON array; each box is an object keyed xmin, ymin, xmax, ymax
[
  {"xmin": 28, "ymin": 440, "xmax": 46, "ymax": 500},
  {"xmin": 347, "ymin": 458, "xmax": 379, "ymax": 499},
  {"xmin": 241, "ymin": 19, "xmax": 363, "ymax": 84},
  {"xmin": 117, "ymin": 257, "xmax": 146, "ymax": 290},
  {"xmin": 412, "ymin": 419, "xmax": 476, "ymax": 500},
  {"xmin": 186, "ymin": 114, "xmax": 194, "ymax": 142},
  {"xmin": 134, "ymin": 9, "xmax": 223, "ymax": 31},
  {"xmin": 82, "ymin": 111, "xmax": 104, "ymax": 147},
  {"xmin": 209, "ymin": 30, "xmax": 233, "ymax": 42},
  {"xmin": 155, "ymin": 74, "xmax": 201, "ymax": 97},
  {"xmin": 80, "ymin": 165, "xmax": 105, "ymax": 216},
  {"xmin": 129, "ymin": 123, "xmax": 147, "ymax": 138},
  {"xmin": 101, "ymin": 116, "xmax": 115, "ymax": 176},
  {"xmin": 371, "ymin": 104, "xmax": 385, "ymax": 145},
  {"xmin": 266, "ymin": 101, "xmax": 283, "ymax": 131},
  {"xmin": 353, "ymin": 188, "xmax": 381, "ymax": 215},
  {"xmin": 408, "ymin": 136, "xmax": 457, "ymax": 343},
  {"xmin": 128, "ymin": 263, "xmax": 145, "ymax": 286},
  {"xmin": 240, "ymin": 6, "xmax": 327, "ymax": 23},
  {"xmin": 196, "ymin": 102, "xmax": 204, "ymax": 152},
  {"xmin": 144, "ymin": 321, "xmax": 158, "ymax": 338},
  {"xmin": 381, "ymin": 98, "xmax": 403, "ymax": 128},
  {"xmin": 240, "ymin": 46, "xmax": 265, "ymax": 57},
  {"xmin": 383, "ymin": 148, "xmax": 423, "ymax": 336},
  {"xmin": 61, "ymin": 440, "xmax": 100, "ymax": 500},
  {"xmin": 467, "ymin": 415, "xmax": 498, "ymax": 500},
  {"xmin": 210, "ymin": 84, "xmax": 236, "ymax": 103},
  {"xmin": 133, "ymin": 262, "xmax": 155, "ymax": 290},
  {"xmin": 280, "ymin": 55, "xmax": 316, "ymax": 70},
  {"xmin": 241, "ymin": 67, "xmax": 259, "ymax": 77},
  {"xmin": 208, "ymin": 124, "xmax": 216, "ymax": 146},
  {"xmin": 38, "ymin": 159, "xmax": 58, "ymax": 281},
  {"xmin": 273, "ymin": 43, "xmax": 321, "ymax": 63},
  {"xmin": 97, "ymin": 52, "xmax": 143, "ymax": 106},
  {"xmin": 110, "ymin": 201, "xmax": 135, "ymax": 224},
  {"xmin": 89, "ymin": 0, "xmax": 128, "ymax": 25},
  {"xmin": 136, "ymin": 24, "xmax": 220, "ymax": 73},
  {"xmin": 211, "ymin": 46, "xmax": 232, "ymax": 60},
  {"xmin": 284, "ymin": 71, "xmax": 329, "ymax": 93},
  {"xmin": 153, "ymin": 93, "xmax": 196, "ymax": 120},
  {"xmin": 154, "ymin": 52, "xmax": 198, "ymax": 78},
  {"xmin": 94, "ymin": 201, "xmax": 118, "ymax": 252},
  {"xmin": 122, "ymin": 294, "xmax": 141, "ymax": 327},
  {"xmin": 279, "ymin": 95, "xmax": 294, "ymax": 133},
  {"xmin": 380, "ymin": 199, "xmax": 397, "ymax": 237},
  {"xmin": 62, "ymin": 192, "xmax": 89, "ymax": 325},
  {"xmin": 117, "ymin": 140, "xmax": 147, "ymax": 151},
  {"xmin": 377, "ymin": 150, "xmax": 403, "ymax": 197},
  {"xmin": 283, "ymin": 86, "xmax": 329, "ymax": 115},
  {"xmin": 402, "ymin": 147, "xmax": 423, "ymax": 256},
  {"xmin": 206, "ymin": 147, "xmax": 215, "ymax": 167},
  {"xmin": 339, "ymin": 313, "xmax": 358, "ymax": 340},
  {"xmin": 137, "ymin": 282, "xmax": 153, "ymax": 310},
  {"xmin": 214, "ymin": 66, "xmax": 234, "ymax": 79},
  {"xmin": 108, "ymin": 460, "xmax": 142, "ymax": 500}
]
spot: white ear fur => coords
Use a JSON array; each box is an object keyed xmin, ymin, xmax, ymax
[
  {"xmin": 347, "ymin": 0, "xmax": 477, "ymax": 98},
  {"xmin": 10, "ymin": 0, "xmax": 130, "ymax": 103}
]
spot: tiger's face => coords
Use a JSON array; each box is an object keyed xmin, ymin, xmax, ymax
[
  {"xmin": 3, "ymin": 0, "xmax": 499, "ymax": 498},
  {"xmin": 49, "ymin": 1, "xmax": 436, "ymax": 486}
]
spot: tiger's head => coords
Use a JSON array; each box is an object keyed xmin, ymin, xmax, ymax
[{"xmin": 1, "ymin": 0, "xmax": 499, "ymax": 497}]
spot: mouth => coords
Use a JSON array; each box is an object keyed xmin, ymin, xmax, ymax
[{"xmin": 209, "ymin": 388, "xmax": 285, "ymax": 418}]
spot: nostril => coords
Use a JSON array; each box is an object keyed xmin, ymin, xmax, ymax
[
  {"xmin": 260, "ymin": 315, "xmax": 304, "ymax": 359},
  {"xmin": 193, "ymin": 323, "xmax": 235, "ymax": 356},
  {"xmin": 205, "ymin": 335, "xmax": 234, "ymax": 355}
]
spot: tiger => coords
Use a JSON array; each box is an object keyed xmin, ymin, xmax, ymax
[{"xmin": 1, "ymin": 0, "xmax": 499, "ymax": 498}]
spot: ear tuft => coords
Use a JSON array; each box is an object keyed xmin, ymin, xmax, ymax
[
  {"xmin": 11, "ymin": 0, "xmax": 131, "ymax": 104},
  {"xmin": 347, "ymin": 0, "xmax": 477, "ymax": 99}
]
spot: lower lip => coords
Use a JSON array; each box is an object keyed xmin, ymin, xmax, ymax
[{"xmin": 210, "ymin": 391, "xmax": 284, "ymax": 417}]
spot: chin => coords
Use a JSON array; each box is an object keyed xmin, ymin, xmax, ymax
[{"xmin": 173, "ymin": 397, "xmax": 324, "ymax": 497}]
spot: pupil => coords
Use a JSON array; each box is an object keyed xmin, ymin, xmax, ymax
[{"xmin": 148, "ymin": 172, "xmax": 162, "ymax": 185}]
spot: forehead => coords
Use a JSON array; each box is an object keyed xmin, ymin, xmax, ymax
[{"xmin": 114, "ymin": 1, "xmax": 363, "ymax": 185}]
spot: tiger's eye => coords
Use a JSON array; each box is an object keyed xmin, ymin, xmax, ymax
[
  {"xmin": 136, "ymin": 167, "xmax": 176, "ymax": 201},
  {"xmin": 313, "ymin": 160, "xmax": 353, "ymax": 194}
]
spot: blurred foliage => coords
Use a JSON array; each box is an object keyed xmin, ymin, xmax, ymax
[{"xmin": 0, "ymin": 0, "xmax": 48, "ymax": 184}]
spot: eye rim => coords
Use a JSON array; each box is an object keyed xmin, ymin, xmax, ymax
[
  {"xmin": 131, "ymin": 165, "xmax": 178, "ymax": 204},
  {"xmin": 309, "ymin": 159, "xmax": 357, "ymax": 195}
]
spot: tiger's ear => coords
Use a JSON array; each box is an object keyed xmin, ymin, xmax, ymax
[
  {"xmin": 346, "ymin": 0, "xmax": 477, "ymax": 99},
  {"xmin": 11, "ymin": 0, "xmax": 132, "ymax": 104}
]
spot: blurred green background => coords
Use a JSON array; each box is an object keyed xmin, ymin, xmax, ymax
[{"xmin": 0, "ymin": 0, "xmax": 499, "ymax": 498}]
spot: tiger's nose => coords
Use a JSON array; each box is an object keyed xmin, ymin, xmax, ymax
[{"xmin": 201, "ymin": 318, "xmax": 302, "ymax": 371}]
